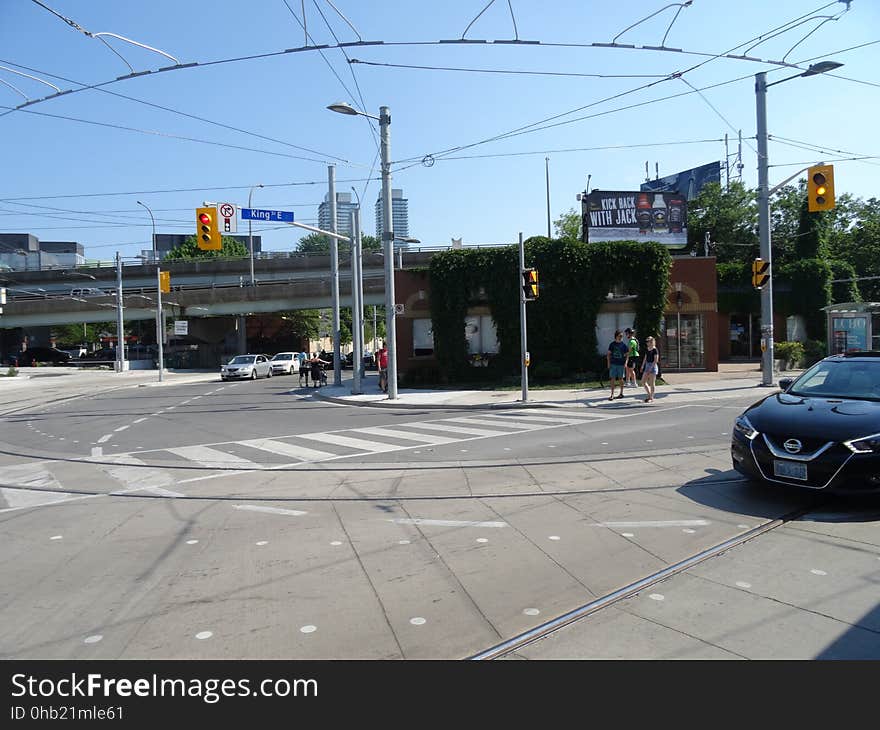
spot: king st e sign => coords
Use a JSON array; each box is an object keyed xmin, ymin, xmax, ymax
[{"xmin": 241, "ymin": 208, "xmax": 295, "ymax": 223}]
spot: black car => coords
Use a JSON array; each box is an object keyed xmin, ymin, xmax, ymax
[
  {"xmin": 732, "ymin": 352, "xmax": 880, "ymax": 494},
  {"xmin": 18, "ymin": 347, "xmax": 71, "ymax": 366}
]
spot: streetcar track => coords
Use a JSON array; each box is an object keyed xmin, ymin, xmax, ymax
[{"xmin": 467, "ymin": 501, "xmax": 826, "ymax": 660}]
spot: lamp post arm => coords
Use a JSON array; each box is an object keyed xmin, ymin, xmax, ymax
[{"xmin": 768, "ymin": 166, "xmax": 811, "ymax": 196}]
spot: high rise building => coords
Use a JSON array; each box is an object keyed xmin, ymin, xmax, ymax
[
  {"xmin": 375, "ymin": 188, "xmax": 409, "ymax": 242},
  {"xmin": 318, "ymin": 192, "xmax": 358, "ymax": 238}
]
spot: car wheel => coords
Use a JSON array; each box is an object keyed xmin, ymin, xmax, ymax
[
  {"xmin": 251, "ymin": 370, "xmax": 257, "ymax": 380},
  {"xmin": 267, "ymin": 369, "xmax": 273, "ymax": 378}
]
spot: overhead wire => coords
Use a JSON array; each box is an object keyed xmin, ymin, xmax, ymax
[{"xmin": 348, "ymin": 59, "xmax": 668, "ymax": 79}]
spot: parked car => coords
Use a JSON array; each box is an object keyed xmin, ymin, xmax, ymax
[
  {"xmin": 270, "ymin": 352, "xmax": 301, "ymax": 375},
  {"xmin": 77, "ymin": 348, "xmax": 118, "ymax": 366},
  {"xmin": 221, "ymin": 354, "xmax": 272, "ymax": 380},
  {"xmin": 69, "ymin": 287, "xmax": 107, "ymax": 298},
  {"xmin": 18, "ymin": 347, "xmax": 71, "ymax": 366},
  {"xmin": 732, "ymin": 352, "xmax": 880, "ymax": 494}
]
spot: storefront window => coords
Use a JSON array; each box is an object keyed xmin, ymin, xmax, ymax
[
  {"xmin": 412, "ymin": 318, "xmax": 434, "ymax": 357},
  {"xmin": 662, "ymin": 313, "xmax": 704, "ymax": 369}
]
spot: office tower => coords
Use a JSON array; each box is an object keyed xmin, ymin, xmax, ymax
[
  {"xmin": 375, "ymin": 188, "xmax": 410, "ymax": 242},
  {"xmin": 318, "ymin": 192, "xmax": 358, "ymax": 238}
]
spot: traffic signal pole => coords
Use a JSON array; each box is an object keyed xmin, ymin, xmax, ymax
[
  {"xmin": 518, "ymin": 232, "xmax": 528, "ymax": 403},
  {"xmin": 755, "ymin": 72, "xmax": 775, "ymax": 386}
]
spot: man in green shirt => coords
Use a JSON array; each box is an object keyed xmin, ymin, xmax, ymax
[{"xmin": 624, "ymin": 327, "xmax": 639, "ymax": 387}]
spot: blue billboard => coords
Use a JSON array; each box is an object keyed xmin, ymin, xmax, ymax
[{"xmin": 640, "ymin": 161, "xmax": 721, "ymax": 201}]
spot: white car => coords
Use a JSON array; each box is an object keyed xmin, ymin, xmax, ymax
[
  {"xmin": 270, "ymin": 351, "xmax": 301, "ymax": 375},
  {"xmin": 221, "ymin": 354, "xmax": 273, "ymax": 380}
]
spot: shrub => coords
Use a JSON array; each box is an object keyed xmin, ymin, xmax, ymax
[
  {"xmin": 4, "ymin": 367, "xmax": 18, "ymax": 377},
  {"xmin": 775, "ymin": 341, "xmax": 805, "ymax": 368},
  {"xmin": 803, "ymin": 340, "xmax": 826, "ymax": 366},
  {"xmin": 531, "ymin": 361, "xmax": 564, "ymax": 380}
]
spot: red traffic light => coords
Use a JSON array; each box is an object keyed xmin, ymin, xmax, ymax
[{"xmin": 199, "ymin": 212, "xmax": 212, "ymax": 225}]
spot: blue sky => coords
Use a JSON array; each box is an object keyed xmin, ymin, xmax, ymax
[{"xmin": 1, "ymin": 0, "xmax": 877, "ymax": 261}]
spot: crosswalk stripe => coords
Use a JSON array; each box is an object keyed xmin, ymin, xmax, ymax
[
  {"xmin": 240, "ymin": 438, "xmax": 336, "ymax": 462},
  {"xmin": 444, "ymin": 416, "xmax": 551, "ymax": 430},
  {"xmin": 506, "ymin": 409, "xmax": 606, "ymax": 420},
  {"xmin": 356, "ymin": 426, "xmax": 460, "ymax": 445},
  {"xmin": 302, "ymin": 432, "xmax": 401, "ymax": 453},
  {"xmin": 402, "ymin": 421, "xmax": 513, "ymax": 438},
  {"xmin": 491, "ymin": 413, "xmax": 595, "ymax": 425},
  {"xmin": 166, "ymin": 445, "xmax": 260, "ymax": 469}
]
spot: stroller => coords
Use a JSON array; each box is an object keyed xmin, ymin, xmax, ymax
[{"xmin": 310, "ymin": 359, "xmax": 328, "ymax": 387}]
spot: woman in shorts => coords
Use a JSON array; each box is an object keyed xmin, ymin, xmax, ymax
[{"xmin": 640, "ymin": 336, "xmax": 660, "ymax": 403}]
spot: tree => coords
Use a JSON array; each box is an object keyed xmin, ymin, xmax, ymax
[
  {"xmin": 296, "ymin": 232, "xmax": 382, "ymax": 254},
  {"xmin": 52, "ymin": 322, "xmax": 115, "ymax": 348},
  {"xmin": 687, "ymin": 181, "xmax": 758, "ymax": 262},
  {"xmin": 553, "ymin": 208, "xmax": 581, "ymax": 241},
  {"xmin": 165, "ymin": 235, "xmax": 248, "ymax": 260}
]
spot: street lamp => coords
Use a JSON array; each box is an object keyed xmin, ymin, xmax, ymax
[
  {"xmin": 328, "ymin": 101, "xmax": 399, "ymax": 399},
  {"xmin": 248, "ymin": 184, "xmax": 263, "ymax": 286},
  {"xmin": 755, "ymin": 61, "xmax": 843, "ymax": 386},
  {"xmin": 137, "ymin": 201, "xmax": 164, "ymax": 382}
]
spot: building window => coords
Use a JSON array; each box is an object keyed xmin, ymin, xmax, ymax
[
  {"xmin": 465, "ymin": 315, "xmax": 499, "ymax": 355},
  {"xmin": 413, "ymin": 318, "xmax": 434, "ymax": 357}
]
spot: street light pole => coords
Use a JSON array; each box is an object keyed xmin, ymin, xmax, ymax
[
  {"xmin": 350, "ymin": 208, "xmax": 363, "ymax": 394},
  {"xmin": 755, "ymin": 72, "xmax": 774, "ymax": 386},
  {"xmin": 328, "ymin": 166, "xmax": 341, "ymax": 386},
  {"xmin": 248, "ymin": 184, "xmax": 263, "ymax": 286},
  {"xmin": 137, "ymin": 200, "xmax": 163, "ymax": 382},
  {"xmin": 379, "ymin": 106, "xmax": 398, "ymax": 399},
  {"xmin": 115, "ymin": 251, "xmax": 127, "ymax": 372},
  {"xmin": 755, "ymin": 61, "xmax": 843, "ymax": 387}
]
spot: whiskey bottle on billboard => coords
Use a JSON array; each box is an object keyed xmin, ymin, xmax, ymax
[
  {"xmin": 637, "ymin": 193, "xmax": 652, "ymax": 234},
  {"xmin": 668, "ymin": 195, "xmax": 684, "ymax": 234},
  {"xmin": 652, "ymin": 194, "xmax": 668, "ymax": 234}
]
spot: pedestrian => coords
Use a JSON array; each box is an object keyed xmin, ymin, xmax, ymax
[
  {"xmin": 376, "ymin": 342, "xmax": 389, "ymax": 393},
  {"xmin": 309, "ymin": 354, "xmax": 330, "ymax": 388},
  {"xmin": 299, "ymin": 351, "xmax": 309, "ymax": 387},
  {"xmin": 624, "ymin": 327, "xmax": 639, "ymax": 387},
  {"xmin": 640, "ymin": 335, "xmax": 660, "ymax": 403},
  {"xmin": 607, "ymin": 330, "xmax": 628, "ymax": 400}
]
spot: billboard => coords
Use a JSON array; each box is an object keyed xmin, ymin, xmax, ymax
[
  {"xmin": 581, "ymin": 190, "xmax": 687, "ymax": 249},
  {"xmin": 640, "ymin": 160, "xmax": 721, "ymax": 200}
]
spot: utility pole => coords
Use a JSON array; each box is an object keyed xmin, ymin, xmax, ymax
[
  {"xmin": 328, "ymin": 166, "xmax": 341, "ymax": 386},
  {"xmin": 156, "ymin": 267, "xmax": 164, "ymax": 383},
  {"xmin": 350, "ymin": 209, "xmax": 363, "ymax": 394},
  {"xmin": 518, "ymin": 232, "xmax": 529, "ymax": 403},
  {"xmin": 755, "ymin": 72, "xmax": 775, "ymax": 387},
  {"xmin": 379, "ymin": 105, "xmax": 398, "ymax": 399},
  {"xmin": 115, "ymin": 252, "xmax": 127, "ymax": 372},
  {"xmin": 545, "ymin": 157, "xmax": 551, "ymax": 238}
]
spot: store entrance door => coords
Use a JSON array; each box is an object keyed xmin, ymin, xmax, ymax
[{"xmin": 728, "ymin": 313, "xmax": 759, "ymax": 358}]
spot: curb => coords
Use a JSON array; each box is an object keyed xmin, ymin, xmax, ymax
[{"xmin": 311, "ymin": 390, "xmax": 594, "ymax": 410}]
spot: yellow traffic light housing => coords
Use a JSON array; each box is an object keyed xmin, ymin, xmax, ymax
[
  {"xmin": 522, "ymin": 268, "xmax": 538, "ymax": 301},
  {"xmin": 752, "ymin": 258, "xmax": 769, "ymax": 289},
  {"xmin": 159, "ymin": 271, "xmax": 170, "ymax": 293},
  {"xmin": 196, "ymin": 207, "xmax": 221, "ymax": 250},
  {"xmin": 807, "ymin": 164, "xmax": 835, "ymax": 212}
]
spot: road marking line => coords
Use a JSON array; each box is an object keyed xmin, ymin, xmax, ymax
[
  {"xmin": 0, "ymin": 492, "xmax": 101, "ymax": 513},
  {"xmin": 133, "ymin": 418, "xmax": 147, "ymax": 424},
  {"xmin": 592, "ymin": 520, "xmax": 710, "ymax": 528},
  {"xmin": 114, "ymin": 425, "xmax": 129, "ymax": 433},
  {"xmin": 97, "ymin": 434, "xmax": 113, "ymax": 444},
  {"xmin": 357, "ymin": 426, "xmax": 461, "ymax": 445},
  {"xmin": 233, "ymin": 504, "xmax": 307, "ymax": 517},
  {"xmin": 492, "ymin": 414, "xmax": 596, "ymax": 425},
  {"xmin": 389, "ymin": 518, "xmax": 507, "ymax": 528},
  {"xmin": 240, "ymin": 438, "xmax": 336, "ymax": 462},
  {"xmin": 444, "ymin": 417, "xmax": 544, "ymax": 430},
  {"xmin": 305, "ymin": 432, "xmax": 401, "ymax": 453},
  {"xmin": 507, "ymin": 409, "xmax": 611, "ymax": 421},
  {"xmin": 167, "ymin": 445, "xmax": 260, "ymax": 470},
  {"xmin": 401, "ymin": 421, "xmax": 512, "ymax": 438}
]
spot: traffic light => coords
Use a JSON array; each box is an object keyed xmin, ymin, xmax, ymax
[
  {"xmin": 196, "ymin": 207, "xmax": 221, "ymax": 250},
  {"xmin": 807, "ymin": 164, "xmax": 835, "ymax": 212},
  {"xmin": 159, "ymin": 271, "xmax": 170, "ymax": 293},
  {"xmin": 522, "ymin": 268, "xmax": 539, "ymax": 301},
  {"xmin": 752, "ymin": 258, "xmax": 770, "ymax": 289}
]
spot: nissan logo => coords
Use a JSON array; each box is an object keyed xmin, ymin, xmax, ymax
[{"xmin": 784, "ymin": 439, "xmax": 803, "ymax": 454}]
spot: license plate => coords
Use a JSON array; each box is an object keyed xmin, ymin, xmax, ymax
[{"xmin": 774, "ymin": 460, "xmax": 807, "ymax": 480}]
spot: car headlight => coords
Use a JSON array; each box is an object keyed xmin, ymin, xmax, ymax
[
  {"xmin": 844, "ymin": 432, "xmax": 880, "ymax": 454},
  {"xmin": 733, "ymin": 415, "xmax": 759, "ymax": 441}
]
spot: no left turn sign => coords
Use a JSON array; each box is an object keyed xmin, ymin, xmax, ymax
[{"xmin": 219, "ymin": 203, "xmax": 235, "ymax": 218}]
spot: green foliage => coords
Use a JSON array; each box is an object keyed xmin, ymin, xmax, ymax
[
  {"xmin": 428, "ymin": 239, "xmax": 671, "ymax": 382},
  {"xmin": 3, "ymin": 367, "xmax": 18, "ymax": 377},
  {"xmin": 553, "ymin": 208, "xmax": 581, "ymax": 241},
  {"xmin": 52, "ymin": 322, "xmax": 114, "ymax": 348},
  {"xmin": 827, "ymin": 259, "xmax": 860, "ymax": 304},
  {"xmin": 296, "ymin": 232, "xmax": 382, "ymax": 254},
  {"xmin": 777, "ymin": 259, "xmax": 832, "ymax": 340},
  {"xmin": 774, "ymin": 341, "xmax": 805, "ymax": 367},
  {"xmin": 164, "ymin": 235, "xmax": 248, "ymax": 260},
  {"xmin": 688, "ymin": 181, "xmax": 757, "ymax": 261},
  {"xmin": 803, "ymin": 339, "xmax": 826, "ymax": 366}
]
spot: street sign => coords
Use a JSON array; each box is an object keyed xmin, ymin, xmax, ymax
[
  {"xmin": 241, "ymin": 208, "xmax": 294, "ymax": 223},
  {"xmin": 217, "ymin": 202, "xmax": 237, "ymax": 233},
  {"xmin": 174, "ymin": 321, "xmax": 188, "ymax": 336}
]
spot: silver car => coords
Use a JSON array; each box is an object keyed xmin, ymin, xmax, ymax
[{"xmin": 220, "ymin": 354, "xmax": 273, "ymax": 381}]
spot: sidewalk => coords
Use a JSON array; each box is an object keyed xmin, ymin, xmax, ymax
[{"xmin": 312, "ymin": 362, "xmax": 804, "ymax": 410}]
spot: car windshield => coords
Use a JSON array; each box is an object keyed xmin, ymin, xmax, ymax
[
  {"xmin": 229, "ymin": 356, "xmax": 255, "ymax": 365},
  {"xmin": 273, "ymin": 354, "xmax": 292, "ymax": 360},
  {"xmin": 788, "ymin": 359, "xmax": 880, "ymax": 401}
]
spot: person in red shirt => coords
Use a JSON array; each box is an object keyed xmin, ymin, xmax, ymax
[{"xmin": 376, "ymin": 343, "xmax": 389, "ymax": 393}]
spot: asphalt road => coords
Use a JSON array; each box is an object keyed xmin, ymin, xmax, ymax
[{"xmin": 1, "ymin": 374, "xmax": 878, "ymax": 659}]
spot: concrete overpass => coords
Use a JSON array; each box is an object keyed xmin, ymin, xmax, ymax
[{"xmin": 0, "ymin": 251, "xmax": 438, "ymax": 328}]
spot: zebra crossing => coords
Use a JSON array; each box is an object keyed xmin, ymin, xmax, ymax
[{"xmin": 0, "ymin": 408, "xmax": 627, "ymax": 509}]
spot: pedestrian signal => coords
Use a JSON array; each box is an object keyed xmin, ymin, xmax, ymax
[
  {"xmin": 752, "ymin": 258, "xmax": 770, "ymax": 289},
  {"xmin": 196, "ymin": 207, "xmax": 221, "ymax": 250},
  {"xmin": 807, "ymin": 164, "xmax": 835, "ymax": 212},
  {"xmin": 522, "ymin": 268, "xmax": 538, "ymax": 301}
]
